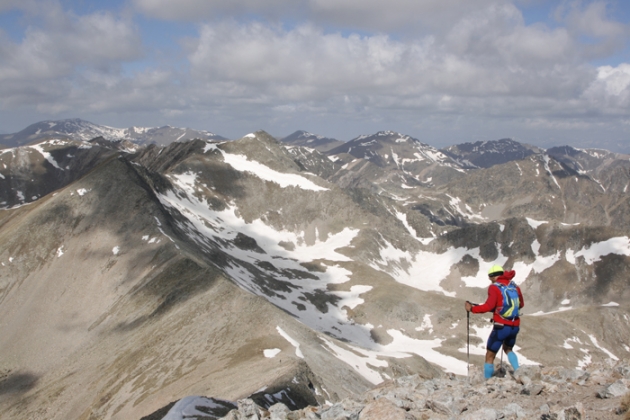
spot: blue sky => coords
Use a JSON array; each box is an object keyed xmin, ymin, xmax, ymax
[{"xmin": 1, "ymin": 0, "xmax": 629, "ymax": 152}]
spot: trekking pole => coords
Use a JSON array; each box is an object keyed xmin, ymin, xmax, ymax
[{"xmin": 466, "ymin": 303, "xmax": 470, "ymax": 378}]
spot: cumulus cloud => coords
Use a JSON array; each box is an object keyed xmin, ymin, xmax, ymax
[
  {"xmin": 159, "ymin": 2, "xmax": 630, "ymax": 145},
  {"xmin": 582, "ymin": 64, "xmax": 630, "ymax": 111},
  {"xmin": 0, "ymin": 0, "xmax": 629, "ymax": 149},
  {"xmin": 184, "ymin": 14, "xmax": 595, "ymax": 105},
  {"xmin": 0, "ymin": 6, "xmax": 141, "ymax": 81},
  {"xmin": 187, "ymin": 23, "xmax": 410, "ymax": 93},
  {"xmin": 0, "ymin": 2, "xmax": 142, "ymax": 108}
]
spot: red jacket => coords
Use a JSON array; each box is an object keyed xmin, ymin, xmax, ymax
[{"xmin": 471, "ymin": 270, "xmax": 524, "ymax": 326}]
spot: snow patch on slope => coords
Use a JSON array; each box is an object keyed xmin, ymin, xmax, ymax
[
  {"xmin": 204, "ymin": 142, "xmax": 328, "ymax": 191},
  {"xmin": 30, "ymin": 143, "xmax": 63, "ymax": 170},
  {"xmin": 157, "ymin": 171, "xmax": 377, "ymax": 345},
  {"xmin": 566, "ymin": 237, "xmax": 630, "ymax": 264},
  {"xmin": 321, "ymin": 329, "xmax": 468, "ymax": 384},
  {"xmin": 277, "ymin": 327, "xmax": 304, "ymax": 359}
]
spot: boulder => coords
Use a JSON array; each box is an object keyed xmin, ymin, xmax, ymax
[
  {"xmin": 502, "ymin": 402, "xmax": 527, "ymax": 419},
  {"xmin": 269, "ymin": 402, "xmax": 291, "ymax": 420},
  {"xmin": 219, "ymin": 399, "xmax": 268, "ymax": 420},
  {"xmin": 597, "ymin": 380, "xmax": 628, "ymax": 398},
  {"xmin": 461, "ymin": 407, "xmax": 498, "ymax": 420},
  {"xmin": 358, "ymin": 397, "xmax": 412, "ymax": 420},
  {"xmin": 552, "ymin": 402, "xmax": 585, "ymax": 420},
  {"xmin": 521, "ymin": 382, "xmax": 544, "ymax": 396},
  {"xmin": 238, "ymin": 398, "xmax": 265, "ymax": 419},
  {"xmin": 318, "ymin": 398, "xmax": 364, "ymax": 420}
]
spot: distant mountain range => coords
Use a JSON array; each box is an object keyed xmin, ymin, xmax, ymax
[
  {"xmin": 2, "ymin": 119, "xmax": 625, "ymax": 175},
  {"xmin": 441, "ymin": 138, "xmax": 543, "ymax": 168},
  {"xmin": 1, "ymin": 120, "xmax": 629, "ymax": 419},
  {"xmin": 0, "ymin": 118, "xmax": 227, "ymax": 148}
]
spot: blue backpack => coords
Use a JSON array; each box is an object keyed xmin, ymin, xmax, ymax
[{"xmin": 496, "ymin": 282, "xmax": 520, "ymax": 320}]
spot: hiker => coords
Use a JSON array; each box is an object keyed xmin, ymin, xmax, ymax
[{"xmin": 465, "ymin": 265, "xmax": 524, "ymax": 379}]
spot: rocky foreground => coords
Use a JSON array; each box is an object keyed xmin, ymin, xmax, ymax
[{"xmin": 153, "ymin": 360, "xmax": 630, "ymax": 420}]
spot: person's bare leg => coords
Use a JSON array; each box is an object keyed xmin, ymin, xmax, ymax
[{"xmin": 485, "ymin": 350, "xmax": 497, "ymax": 364}]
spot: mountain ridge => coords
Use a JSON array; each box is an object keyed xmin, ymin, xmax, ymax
[
  {"xmin": 0, "ymin": 118, "xmax": 227, "ymax": 148},
  {"xmin": 3, "ymin": 118, "xmax": 627, "ymax": 172},
  {"xmin": 0, "ymin": 126, "xmax": 628, "ymax": 420}
]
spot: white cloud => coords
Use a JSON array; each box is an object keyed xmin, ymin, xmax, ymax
[
  {"xmin": 0, "ymin": 2, "xmax": 143, "ymax": 110},
  {"xmin": 0, "ymin": 4, "xmax": 141, "ymax": 83},
  {"xmin": 445, "ymin": 4, "xmax": 578, "ymax": 66},
  {"xmin": 596, "ymin": 64, "xmax": 630, "ymax": 96},
  {"xmin": 0, "ymin": 0, "xmax": 629, "ymax": 150},
  {"xmin": 582, "ymin": 63, "xmax": 630, "ymax": 110},
  {"xmin": 185, "ymin": 16, "xmax": 597, "ymax": 105},
  {"xmin": 174, "ymin": 2, "xmax": 628, "ymax": 141},
  {"xmin": 187, "ymin": 22, "xmax": 413, "ymax": 93}
]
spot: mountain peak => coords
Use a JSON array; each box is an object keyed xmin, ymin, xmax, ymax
[{"xmin": 353, "ymin": 130, "xmax": 413, "ymax": 141}]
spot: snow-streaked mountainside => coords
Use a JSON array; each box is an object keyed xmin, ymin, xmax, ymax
[
  {"xmin": 0, "ymin": 118, "xmax": 227, "ymax": 148},
  {"xmin": 321, "ymin": 131, "xmax": 467, "ymax": 196},
  {"xmin": 327, "ymin": 131, "xmax": 459, "ymax": 170},
  {"xmin": 0, "ymin": 126, "xmax": 629, "ymax": 420}
]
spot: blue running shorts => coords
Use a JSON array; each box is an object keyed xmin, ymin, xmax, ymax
[{"xmin": 487, "ymin": 324, "xmax": 520, "ymax": 353}]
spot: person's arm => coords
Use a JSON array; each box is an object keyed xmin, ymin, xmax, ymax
[
  {"xmin": 517, "ymin": 286, "xmax": 524, "ymax": 308},
  {"xmin": 471, "ymin": 285, "xmax": 499, "ymax": 314}
]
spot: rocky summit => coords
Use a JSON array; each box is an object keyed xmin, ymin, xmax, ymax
[
  {"xmin": 0, "ymin": 122, "xmax": 629, "ymax": 420},
  {"xmin": 177, "ymin": 359, "xmax": 630, "ymax": 420}
]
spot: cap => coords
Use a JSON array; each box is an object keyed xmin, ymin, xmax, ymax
[{"xmin": 488, "ymin": 265, "xmax": 504, "ymax": 277}]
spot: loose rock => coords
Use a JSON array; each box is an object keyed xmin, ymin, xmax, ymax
[
  {"xmin": 216, "ymin": 360, "xmax": 630, "ymax": 420},
  {"xmin": 597, "ymin": 380, "xmax": 628, "ymax": 398}
]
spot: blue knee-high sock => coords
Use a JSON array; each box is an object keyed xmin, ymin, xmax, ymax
[
  {"xmin": 507, "ymin": 352, "xmax": 519, "ymax": 371},
  {"xmin": 484, "ymin": 363, "xmax": 494, "ymax": 379}
]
